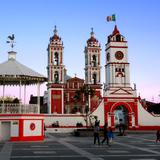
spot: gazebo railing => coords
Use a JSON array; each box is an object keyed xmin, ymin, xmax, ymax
[{"xmin": 0, "ymin": 103, "xmax": 39, "ymax": 114}]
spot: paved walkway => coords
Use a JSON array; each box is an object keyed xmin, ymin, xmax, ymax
[{"xmin": 0, "ymin": 133, "xmax": 160, "ymax": 160}]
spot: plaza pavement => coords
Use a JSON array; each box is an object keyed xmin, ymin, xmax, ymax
[{"xmin": 0, "ymin": 132, "xmax": 160, "ymax": 160}]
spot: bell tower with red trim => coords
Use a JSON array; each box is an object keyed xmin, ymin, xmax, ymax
[
  {"xmin": 47, "ymin": 26, "xmax": 65, "ymax": 114},
  {"xmin": 104, "ymin": 25, "xmax": 138, "ymax": 128},
  {"xmin": 84, "ymin": 28, "xmax": 102, "ymax": 112}
]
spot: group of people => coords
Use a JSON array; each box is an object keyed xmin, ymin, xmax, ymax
[
  {"xmin": 94, "ymin": 121, "xmax": 113, "ymax": 146},
  {"xmin": 94, "ymin": 119, "xmax": 160, "ymax": 145}
]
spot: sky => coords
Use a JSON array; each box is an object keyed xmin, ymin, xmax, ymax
[{"xmin": 0, "ymin": 0, "xmax": 160, "ymax": 103}]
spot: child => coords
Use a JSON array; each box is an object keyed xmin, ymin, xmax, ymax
[{"xmin": 108, "ymin": 128, "xmax": 114, "ymax": 144}]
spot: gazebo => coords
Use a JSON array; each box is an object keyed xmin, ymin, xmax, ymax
[
  {"xmin": 0, "ymin": 50, "xmax": 47, "ymax": 114},
  {"xmin": 0, "ymin": 49, "xmax": 47, "ymax": 141}
]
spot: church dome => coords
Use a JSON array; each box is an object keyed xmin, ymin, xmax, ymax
[
  {"xmin": 50, "ymin": 26, "xmax": 61, "ymax": 42},
  {"xmin": 87, "ymin": 28, "xmax": 99, "ymax": 47}
]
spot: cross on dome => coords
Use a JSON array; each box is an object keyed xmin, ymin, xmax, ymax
[
  {"xmin": 54, "ymin": 25, "xmax": 58, "ymax": 35},
  {"xmin": 90, "ymin": 27, "xmax": 94, "ymax": 37}
]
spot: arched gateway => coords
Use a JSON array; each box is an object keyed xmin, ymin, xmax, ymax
[{"xmin": 104, "ymin": 101, "xmax": 136, "ymax": 128}]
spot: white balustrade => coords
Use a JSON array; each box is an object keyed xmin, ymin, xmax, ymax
[{"xmin": 0, "ymin": 103, "xmax": 39, "ymax": 114}]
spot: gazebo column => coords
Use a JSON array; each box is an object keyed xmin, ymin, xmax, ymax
[
  {"xmin": 19, "ymin": 80, "xmax": 22, "ymax": 113},
  {"xmin": 37, "ymin": 82, "xmax": 40, "ymax": 114},
  {"xmin": 24, "ymin": 85, "xmax": 26, "ymax": 113},
  {"xmin": 2, "ymin": 84, "xmax": 5, "ymax": 113}
]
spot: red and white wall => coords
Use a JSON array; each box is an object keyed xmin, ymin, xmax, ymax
[{"xmin": 0, "ymin": 114, "xmax": 44, "ymax": 141}]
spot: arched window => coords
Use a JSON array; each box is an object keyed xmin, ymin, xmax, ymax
[
  {"xmin": 116, "ymin": 35, "xmax": 121, "ymax": 42},
  {"xmin": 54, "ymin": 71, "xmax": 59, "ymax": 83},
  {"xmin": 54, "ymin": 52, "xmax": 59, "ymax": 65},
  {"xmin": 92, "ymin": 55, "xmax": 96, "ymax": 67},
  {"xmin": 92, "ymin": 73, "xmax": 97, "ymax": 84}
]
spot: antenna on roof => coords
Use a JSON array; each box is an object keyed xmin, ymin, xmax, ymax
[{"xmin": 6, "ymin": 34, "xmax": 16, "ymax": 50}]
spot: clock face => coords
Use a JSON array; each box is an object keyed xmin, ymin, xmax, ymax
[{"xmin": 115, "ymin": 51, "xmax": 124, "ymax": 60}]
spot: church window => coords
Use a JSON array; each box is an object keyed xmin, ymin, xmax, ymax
[
  {"xmin": 54, "ymin": 52, "xmax": 59, "ymax": 65},
  {"xmin": 92, "ymin": 55, "xmax": 97, "ymax": 67},
  {"xmin": 74, "ymin": 82, "xmax": 77, "ymax": 88},
  {"xmin": 116, "ymin": 35, "xmax": 121, "ymax": 42},
  {"xmin": 92, "ymin": 73, "xmax": 97, "ymax": 84},
  {"xmin": 54, "ymin": 71, "xmax": 59, "ymax": 83}
]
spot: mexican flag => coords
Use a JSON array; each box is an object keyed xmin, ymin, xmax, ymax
[{"xmin": 107, "ymin": 14, "xmax": 116, "ymax": 22}]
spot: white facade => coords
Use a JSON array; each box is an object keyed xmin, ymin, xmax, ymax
[
  {"xmin": 105, "ymin": 28, "xmax": 129, "ymax": 89},
  {"xmin": 84, "ymin": 29, "xmax": 102, "ymax": 85},
  {"xmin": 104, "ymin": 25, "xmax": 136, "ymax": 97},
  {"xmin": 47, "ymin": 26, "xmax": 65, "ymax": 84}
]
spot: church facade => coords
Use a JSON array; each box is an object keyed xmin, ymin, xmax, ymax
[
  {"xmin": 46, "ymin": 26, "xmax": 102, "ymax": 115},
  {"xmin": 44, "ymin": 25, "xmax": 160, "ymax": 130}
]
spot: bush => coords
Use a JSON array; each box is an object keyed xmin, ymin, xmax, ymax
[
  {"xmin": 76, "ymin": 122, "xmax": 83, "ymax": 127},
  {"xmin": 52, "ymin": 121, "xmax": 59, "ymax": 127}
]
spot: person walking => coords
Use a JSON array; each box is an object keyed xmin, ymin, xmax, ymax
[
  {"xmin": 108, "ymin": 128, "xmax": 114, "ymax": 145},
  {"xmin": 156, "ymin": 130, "xmax": 160, "ymax": 143},
  {"xmin": 93, "ymin": 120, "xmax": 100, "ymax": 145},
  {"xmin": 101, "ymin": 123, "xmax": 109, "ymax": 146}
]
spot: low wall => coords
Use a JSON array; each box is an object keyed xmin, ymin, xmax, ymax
[
  {"xmin": 138, "ymin": 101, "xmax": 160, "ymax": 127},
  {"xmin": 0, "ymin": 114, "xmax": 44, "ymax": 141},
  {"xmin": 44, "ymin": 114, "xmax": 86, "ymax": 127}
]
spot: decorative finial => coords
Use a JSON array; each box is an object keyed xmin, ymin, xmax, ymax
[
  {"xmin": 54, "ymin": 25, "xmax": 58, "ymax": 35},
  {"xmin": 74, "ymin": 73, "xmax": 77, "ymax": 77},
  {"xmin": 6, "ymin": 34, "xmax": 15, "ymax": 50},
  {"xmin": 91, "ymin": 27, "xmax": 94, "ymax": 37}
]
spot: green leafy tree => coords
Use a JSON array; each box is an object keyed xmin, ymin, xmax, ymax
[
  {"xmin": 0, "ymin": 96, "xmax": 20, "ymax": 104},
  {"xmin": 74, "ymin": 85, "xmax": 95, "ymax": 127}
]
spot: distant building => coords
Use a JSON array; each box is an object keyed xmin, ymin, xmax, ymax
[{"xmin": 29, "ymin": 95, "xmax": 47, "ymax": 113}]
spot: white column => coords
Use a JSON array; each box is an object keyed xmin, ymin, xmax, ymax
[
  {"xmin": 132, "ymin": 113, "xmax": 135, "ymax": 127},
  {"xmin": 19, "ymin": 80, "xmax": 22, "ymax": 113},
  {"xmin": 24, "ymin": 85, "xmax": 26, "ymax": 105},
  {"xmin": 23, "ymin": 85, "xmax": 26, "ymax": 113},
  {"xmin": 2, "ymin": 85, "xmax": 5, "ymax": 112},
  {"xmin": 37, "ymin": 82, "xmax": 40, "ymax": 114},
  {"xmin": 108, "ymin": 113, "xmax": 111, "ymax": 127},
  {"xmin": 113, "ymin": 65, "xmax": 115, "ymax": 84},
  {"xmin": 110, "ymin": 65, "xmax": 112, "ymax": 87}
]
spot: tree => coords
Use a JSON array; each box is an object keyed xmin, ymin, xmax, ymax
[
  {"xmin": 74, "ymin": 84, "xmax": 95, "ymax": 127},
  {"xmin": 0, "ymin": 96, "xmax": 20, "ymax": 104}
]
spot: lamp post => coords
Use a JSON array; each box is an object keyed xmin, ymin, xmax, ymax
[{"xmin": 85, "ymin": 101, "xmax": 89, "ymax": 127}]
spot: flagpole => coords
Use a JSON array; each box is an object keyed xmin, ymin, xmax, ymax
[{"xmin": 114, "ymin": 14, "xmax": 116, "ymax": 25}]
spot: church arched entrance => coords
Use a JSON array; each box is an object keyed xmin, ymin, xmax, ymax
[
  {"xmin": 107, "ymin": 102, "xmax": 135, "ymax": 128},
  {"xmin": 114, "ymin": 105, "xmax": 129, "ymax": 128}
]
